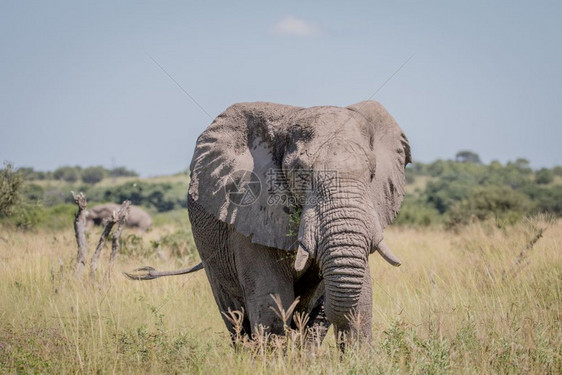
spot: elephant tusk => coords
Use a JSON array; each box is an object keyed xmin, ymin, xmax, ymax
[
  {"xmin": 376, "ymin": 240, "xmax": 402, "ymax": 267},
  {"xmin": 294, "ymin": 244, "xmax": 310, "ymax": 272}
]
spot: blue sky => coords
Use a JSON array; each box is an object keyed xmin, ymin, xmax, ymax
[{"xmin": 1, "ymin": 1, "xmax": 561, "ymax": 176}]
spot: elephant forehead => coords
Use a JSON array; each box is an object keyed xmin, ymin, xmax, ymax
[
  {"xmin": 297, "ymin": 108, "xmax": 367, "ymax": 140},
  {"xmin": 314, "ymin": 140, "xmax": 371, "ymax": 170},
  {"xmin": 291, "ymin": 106, "xmax": 352, "ymax": 128}
]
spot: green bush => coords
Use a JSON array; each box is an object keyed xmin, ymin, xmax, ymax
[
  {"xmin": 53, "ymin": 166, "xmax": 81, "ymax": 183},
  {"xmin": 82, "ymin": 166, "xmax": 106, "ymax": 184},
  {"xmin": 120, "ymin": 234, "xmax": 155, "ymax": 258},
  {"xmin": 522, "ymin": 185, "xmax": 562, "ymax": 216},
  {"xmin": 447, "ymin": 186, "xmax": 532, "ymax": 227},
  {"xmin": 0, "ymin": 203, "xmax": 77, "ymax": 231},
  {"xmin": 110, "ymin": 167, "xmax": 138, "ymax": 177},
  {"xmin": 535, "ymin": 168, "xmax": 554, "ymax": 185},
  {"xmin": 150, "ymin": 228, "xmax": 197, "ymax": 259},
  {"xmin": 404, "ymin": 167, "xmax": 415, "ymax": 185},
  {"xmin": 0, "ymin": 163, "xmax": 24, "ymax": 216},
  {"xmin": 152, "ymin": 209, "xmax": 189, "ymax": 227},
  {"xmin": 87, "ymin": 181, "xmax": 187, "ymax": 212},
  {"xmin": 507, "ymin": 158, "xmax": 533, "ymax": 175},
  {"xmin": 394, "ymin": 196, "xmax": 442, "ymax": 227},
  {"xmin": 21, "ymin": 183, "xmax": 44, "ymax": 203}
]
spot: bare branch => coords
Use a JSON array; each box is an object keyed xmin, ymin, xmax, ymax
[
  {"xmin": 89, "ymin": 217, "xmax": 116, "ymax": 279},
  {"xmin": 71, "ymin": 191, "xmax": 88, "ymax": 278},
  {"xmin": 105, "ymin": 201, "xmax": 130, "ymax": 280}
]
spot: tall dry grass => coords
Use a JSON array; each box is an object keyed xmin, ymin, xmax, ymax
[{"xmin": 0, "ymin": 217, "xmax": 560, "ymax": 374}]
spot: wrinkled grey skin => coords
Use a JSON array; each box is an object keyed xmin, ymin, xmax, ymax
[
  {"xmin": 188, "ymin": 100, "xmax": 410, "ymax": 347},
  {"xmin": 87, "ymin": 203, "xmax": 152, "ymax": 231}
]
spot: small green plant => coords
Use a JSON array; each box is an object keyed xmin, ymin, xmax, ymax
[
  {"xmin": 286, "ymin": 206, "xmax": 302, "ymax": 237},
  {"xmin": 120, "ymin": 233, "xmax": 153, "ymax": 257},
  {"xmin": 150, "ymin": 228, "xmax": 197, "ymax": 259}
]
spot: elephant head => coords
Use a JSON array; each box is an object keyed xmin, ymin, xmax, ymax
[{"xmin": 189, "ymin": 101, "xmax": 410, "ymax": 337}]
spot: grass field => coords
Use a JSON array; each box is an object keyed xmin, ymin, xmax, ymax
[{"xmin": 0, "ymin": 216, "xmax": 560, "ymax": 374}]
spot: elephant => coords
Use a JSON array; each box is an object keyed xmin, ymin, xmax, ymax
[
  {"xmin": 87, "ymin": 203, "xmax": 152, "ymax": 231},
  {"xmin": 128, "ymin": 100, "xmax": 410, "ymax": 348}
]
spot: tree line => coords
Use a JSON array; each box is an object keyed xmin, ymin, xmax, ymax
[
  {"xmin": 397, "ymin": 151, "xmax": 562, "ymax": 227},
  {"xmin": 2, "ymin": 151, "xmax": 562, "ymax": 230},
  {"xmin": 19, "ymin": 165, "xmax": 138, "ymax": 184}
]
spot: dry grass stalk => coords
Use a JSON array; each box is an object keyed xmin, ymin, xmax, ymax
[
  {"xmin": 269, "ymin": 294, "xmax": 300, "ymax": 330},
  {"xmin": 503, "ymin": 215, "xmax": 553, "ymax": 279},
  {"xmin": 222, "ymin": 307, "xmax": 245, "ymax": 347}
]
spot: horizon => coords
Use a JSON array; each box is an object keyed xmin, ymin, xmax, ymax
[
  {"xmin": 10, "ymin": 151, "xmax": 557, "ymax": 180},
  {"xmin": 1, "ymin": 1, "xmax": 561, "ymax": 176}
]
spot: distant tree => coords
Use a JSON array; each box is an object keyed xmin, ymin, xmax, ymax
[
  {"xmin": 506, "ymin": 158, "xmax": 533, "ymax": 175},
  {"xmin": 535, "ymin": 168, "xmax": 554, "ymax": 185},
  {"xmin": 0, "ymin": 163, "xmax": 24, "ymax": 216},
  {"xmin": 426, "ymin": 159, "xmax": 450, "ymax": 177},
  {"xmin": 18, "ymin": 167, "xmax": 37, "ymax": 180},
  {"xmin": 82, "ymin": 166, "xmax": 106, "ymax": 184},
  {"xmin": 553, "ymin": 166, "xmax": 562, "ymax": 177},
  {"xmin": 523, "ymin": 185, "xmax": 562, "ymax": 216},
  {"xmin": 109, "ymin": 167, "xmax": 138, "ymax": 177},
  {"xmin": 53, "ymin": 166, "xmax": 80, "ymax": 183},
  {"xmin": 489, "ymin": 160, "xmax": 502, "ymax": 169},
  {"xmin": 455, "ymin": 150, "xmax": 481, "ymax": 164}
]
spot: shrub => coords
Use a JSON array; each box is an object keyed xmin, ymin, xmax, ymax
[
  {"xmin": 507, "ymin": 158, "xmax": 533, "ymax": 175},
  {"xmin": 0, "ymin": 163, "xmax": 24, "ymax": 216},
  {"xmin": 535, "ymin": 168, "xmax": 554, "ymax": 185},
  {"xmin": 21, "ymin": 183, "xmax": 44, "ymax": 203},
  {"xmin": 81, "ymin": 166, "xmax": 106, "ymax": 184},
  {"xmin": 447, "ymin": 186, "xmax": 532, "ymax": 227},
  {"xmin": 394, "ymin": 196, "xmax": 442, "ymax": 227},
  {"xmin": 0, "ymin": 203, "xmax": 77, "ymax": 231},
  {"xmin": 110, "ymin": 167, "xmax": 138, "ymax": 177},
  {"xmin": 405, "ymin": 167, "xmax": 415, "ymax": 184},
  {"xmin": 53, "ymin": 166, "xmax": 80, "ymax": 183},
  {"xmin": 150, "ymin": 228, "xmax": 197, "ymax": 259},
  {"xmin": 522, "ymin": 185, "xmax": 562, "ymax": 216},
  {"xmin": 87, "ymin": 181, "xmax": 187, "ymax": 212}
]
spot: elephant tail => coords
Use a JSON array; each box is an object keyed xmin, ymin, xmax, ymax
[{"xmin": 123, "ymin": 262, "xmax": 204, "ymax": 281}]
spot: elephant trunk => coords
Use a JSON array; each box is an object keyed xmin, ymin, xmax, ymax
[{"xmin": 316, "ymin": 178, "xmax": 370, "ymax": 329}]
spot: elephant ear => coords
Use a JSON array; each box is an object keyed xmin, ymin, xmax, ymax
[
  {"xmin": 188, "ymin": 102, "xmax": 302, "ymax": 250},
  {"xmin": 347, "ymin": 101, "xmax": 411, "ymax": 228}
]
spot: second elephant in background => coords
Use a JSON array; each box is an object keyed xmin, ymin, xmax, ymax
[{"xmin": 87, "ymin": 203, "xmax": 152, "ymax": 231}]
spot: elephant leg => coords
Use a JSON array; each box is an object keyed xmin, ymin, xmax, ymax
[
  {"xmin": 188, "ymin": 197, "xmax": 251, "ymax": 341},
  {"xmin": 303, "ymin": 294, "xmax": 331, "ymax": 347},
  {"xmin": 204, "ymin": 269, "xmax": 251, "ymax": 341},
  {"xmin": 334, "ymin": 261, "xmax": 373, "ymax": 348},
  {"xmin": 293, "ymin": 269, "xmax": 331, "ymax": 347},
  {"xmin": 231, "ymin": 232, "xmax": 296, "ymax": 337}
]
